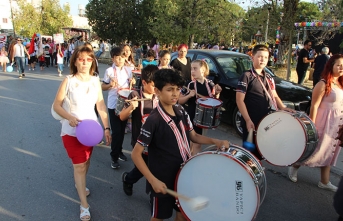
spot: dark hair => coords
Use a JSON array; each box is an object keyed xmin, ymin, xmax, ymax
[
  {"xmin": 321, "ymin": 54, "xmax": 343, "ymax": 95},
  {"xmin": 153, "ymin": 69, "xmax": 185, "ymax": 90},
  {"xmin": 304, "ymin": 40, "xmax": 311, "ymax": 46},
  {"xmin": 122, "ymin": 44, "xmax": 135, "ymax": 66},
  {"xmin": 146, "ymin": 49, "xmax": 156, "ymax": 58},
  {"xmin": 252, "ymin": 44, "xmax": 269, "ymax": 55},
  {"xmin": 69, "ymin": 45, "xmax": 96, "ymax": 76},
  {"xmin": 84, "ymin": 42, "xmax": 93, "ymax": 50},
  {"xmin": 159, "ymin": 50, "xmax": 170, "ymax": 59},
  {"xmin": 134, "ymin": 42, "xmax": 140, "ymax": 47},
  {"xmin": 149, "ymin": 38, "xmax": 157, "ymax": 48},
  {"xmin": 110, "ymin": 46, "xmax": 124, "ymax": 58},
  {"xmin": 141, "ymin": 65, "xmax": 159, "ymax": 83},
  {"xmin": 44, "ymin": 46, "xmax": 49, "ymax": 49}
]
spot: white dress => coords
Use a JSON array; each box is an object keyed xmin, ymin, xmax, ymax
[{"xmin": 61, "ymin": 75, "xmax": 99, "ymax": 136}]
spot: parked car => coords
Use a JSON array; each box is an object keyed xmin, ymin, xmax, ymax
[{"xmin": 171, "ymin": 49, "xmax": 312, "ymax": 137}]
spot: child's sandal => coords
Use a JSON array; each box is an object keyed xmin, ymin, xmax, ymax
[{"xmin": 80, "ymin": 205, "xmax": 91, "ymax": 221}]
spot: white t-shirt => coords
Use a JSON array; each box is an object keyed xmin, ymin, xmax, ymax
[
  {"xmin": 99, "ymin": 43, "xmax": 104, "ymax": 52},
  {"xmin": 13, "ymin": 44, "xmax": 25, "ymax": 57},
  {"xmin": 68, "ymin": 43, "xmax": 74, "ymax": 52},
  {"xmin": 102, "ymin": 65, "xmax": 132, "ymax": 109},
  {"xmin": 57, "ymin": 51, "xmax": 63, "ymax": 64}
]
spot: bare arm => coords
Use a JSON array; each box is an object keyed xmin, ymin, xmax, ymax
[
  {"xmin": 309, "ymin": 81, "xmax": 326, "ymax": 123},
  {"xmin": 303, "ymin": 57, "xmax": 314, "ymax": 63},
  {"xmin": 189, "ymin": 130, "xmax": 229, "ymax": 148},
  {"xmin": 119, "ymin": 98, "xmax": 138, "ymax": 121},
  {"xmin": 178, "ymin": 90, "xmax": 195, "ymax": 105},
  {"xmin": 236, "ymin": 92, "xmax": 254, "ymax": 130},
  {"xmin": 132, "ymin": 143, "xmax": 167, "ymax": 194}
]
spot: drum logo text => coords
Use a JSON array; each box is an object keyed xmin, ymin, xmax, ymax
[
  {"xmin": 264, "ymin": 118, "xmax": 281, "ymax": 132},
  {"xmin": 235, "ymin": 181, "xmax": 244, "ymax": 214}
]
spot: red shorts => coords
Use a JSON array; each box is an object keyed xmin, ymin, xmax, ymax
[{"xmin": 62, "ymin": 135, "xmax": 93, "ymax": 164}]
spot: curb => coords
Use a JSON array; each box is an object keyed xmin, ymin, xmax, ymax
[{"xmin": 216, "ymin": 124, "xmax": 343, "ymax": 177}]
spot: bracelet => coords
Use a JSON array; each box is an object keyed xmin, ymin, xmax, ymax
[{"xmin": 104, "ymin": 127, "xmax": 111, "ymax": 131}]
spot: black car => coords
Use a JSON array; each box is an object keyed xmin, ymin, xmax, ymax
[{"xmin": 171, "ymin": 49, "xmax": 312, "ymax": 137}]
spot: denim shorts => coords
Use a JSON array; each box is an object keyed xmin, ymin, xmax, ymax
[{"xmin": 58, "ymin": 64, "xmax": 63, "ymax": 72}]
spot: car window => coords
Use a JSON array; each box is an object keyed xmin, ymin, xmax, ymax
[
  {"xmin": 196, "ymin": 54, "xmax": 218, "ymax": 73},
  {"xmin": 216, "ymin": 56, "xmax": 252, "ymax": 78}
]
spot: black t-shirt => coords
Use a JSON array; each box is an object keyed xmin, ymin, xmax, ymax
[
  {"xmin": 313, "ymin": 54, "xmax": 329, "ymax": 78},
  {"xmin": 183, "ymin": 80, "xmax": 214, "ymax": 121},
  {"xmin": 124, "ymin": 89, "xmax": 157, "ymax": 147},
  {"xmin": 137, "ymin": 103, "xmax": 193, "ymax": 197},
  {"xmin": 170, "ymin": 57, "xmax": 192, "ymax": 82},
  {"xmin": 236, "ymin": 69, "xmax": 275, "ymax": 126},
  {"xmin": 297, "ymin": 48, "xmax": 310, "ymax": 70}
]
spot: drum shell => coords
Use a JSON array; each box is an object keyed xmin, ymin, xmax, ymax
[
  {"xmin": 193, "ymin": 98, "xmax": 222, "ymax": 129},
  {"xmin": 175, "ymin": 144, "xmax": 266, "ymax": 221},
  {"xmin": 115, "ymin": 89, "xmax": 132, "ymax": 115}
]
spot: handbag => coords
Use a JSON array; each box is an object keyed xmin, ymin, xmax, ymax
[{"xmin": 51, "ymin": 76, "xmax": 71, "ymax": 120}]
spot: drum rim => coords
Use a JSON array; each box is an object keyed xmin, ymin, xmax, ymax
[
  {"xmin": 256, "ymin": 110, "xmax": 310, "ymax": 166},
  {"xmin": 118, "ymin": 88, "xmax": 132, "ymax": 98},
  {"xmin": 175, "ymin": 150, "xmax": 261, "ymax": 220},
  {"xmin": 196, "ymin": 97, "xmax": 223, "ymax": 107}
]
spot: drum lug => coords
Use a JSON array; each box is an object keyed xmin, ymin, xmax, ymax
[{"xmin": 254, "ymin": 178, "xmax": 259, "ymax": 185}]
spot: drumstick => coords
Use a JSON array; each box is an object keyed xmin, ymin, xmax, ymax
[
  {"xmin": 125, "ymin": 98, "xmax": 151, "ymax": 102},
  {"xmin": 182, "ymin": 86, "xmax": 206, "ymax": 98},
  {"xmin": 165, "ymin": 188, "xmax": 209, "ymax": 211},
  {"xmin": 247, "ymin": 128, "xmax": 254, "ymax": 143}
]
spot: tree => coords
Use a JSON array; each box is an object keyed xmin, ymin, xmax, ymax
[
  {"xmin": 86, "ymin": 0, "xmax": 153, "ymax": 44},
  {"xmin": 13, "ymin": 0, "xmax": 72, "ymax": 37}
]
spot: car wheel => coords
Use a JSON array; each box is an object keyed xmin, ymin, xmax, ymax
[{"xmin": 232, "ymin": 107, "xmax": 243, "ymax": 137}]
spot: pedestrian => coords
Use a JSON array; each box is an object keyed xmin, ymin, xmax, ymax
[
  {"xmin": 133, "ymin": 42, "xmax": 142, "ymax": 64},
  {"xmin": 11, "ymin": 37, "xmax": 30, "ymax": 78},
  {"xmin": 123, "ymin": 44, "xmax": 136, "ymax": 71},
  {"xmin": 158, "ymin": 50, "xmax": 171, "ymax": 69},
  {"xmin": 296, "ymin": 40, "xmax": 315, "ymax": 85},
  {"xmin": 0, "ymin": 46, "xmax": 9, "ymax": 72},
  {"xmin": 95, "ymin": 40, "xmax": 104, "ymax": 59},
  {"xmin": 47, "ymin": 38, "xmax": 54, "ymax": 66},
  {"xmin": 57, "ymin": 44, "xmax": 64, "ymax": 77},
  {"xmin": 149, "ymin": 38, "xmax": 160, "ymax": 60},
  {"xmin": 312, "ymin": 47, "xmax": 330, "ymax": 87},
  {"xmin": 53, "ymin": 45, "xmax": 111, "ymax": 220},
  {"xmin": 288, "ymin": 54, "xmax": 343, "ymax": 192},
  {"xmin": 38, "ymin": 54, "xmax": 45, "ymax": 71},
  {"xmin": 44, "ymin": 46, "xmax": 51, "ymax": 68},
  {"xmin": 131, "ymin": 68, "xmax": 229, "ymax": 221},
  {"xmin": 28, "ymin": 42, "xmax": 37, "ymax": 71},
  {"xmin": 142, "ymin": 49, "xmax": 158, "ymax": 68},
  {"xmin": 236, "ymin": 44, "xmax": 293, "ymax": 159},
  {"xmin": 170, "ymin": 44, "xmax": 192, "ymax": 82},
  {"xmin": 67, "ymin": 39, "xmax": 75, "ymax": 66},
  {"xmin": 178, "ymin": 60, "xmax": 222, "ymax": 154},
  {"xmin": 120, "ymin": 65, "xmax": 159, "ymax": 196},
  {"xmin": 101, "ymin": 46, "xmax": 134, "ymax": 169}
]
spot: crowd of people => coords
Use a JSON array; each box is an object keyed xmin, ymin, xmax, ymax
[{"xmin": 0, "ymin": 35, "xmax": 342, "ymax": 220}]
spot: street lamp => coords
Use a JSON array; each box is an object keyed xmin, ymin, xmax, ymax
[{"xmin": 264, "ymin": 5, "xmax": 272, "ymax": 43}]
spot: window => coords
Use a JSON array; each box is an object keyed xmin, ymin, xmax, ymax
[
  {"xmin": 196, "ymin": 54, "xmax": 218, "ymax": 73},
  {"xmin": 2, "ymin": 18, "xmax": 8, "ymax": 23},
  {"xmin": 216, "ymin": 56, "xmax": 252, "ymax": 78}
]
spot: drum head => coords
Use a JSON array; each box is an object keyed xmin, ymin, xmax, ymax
[
  {"xmin": 256, "ymin": 111, "xmax": 306, "ymax": 166},
  {"xmin": 197, "ymin": 98, "xmax": 222, "ymax": 107},
  {"xmin": 176, "ymin": 153, "xmax": 259, "ymax": 221},
  {"xmin": 118, "ymin": 89, "xmax": 131, "ymax": 98}
]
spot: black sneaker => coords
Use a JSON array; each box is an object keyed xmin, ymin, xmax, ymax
[
  {"xmin": 22, "ymin": 73, "xmax": 25, "ymax": 77},
  {"xmin": 119, "ymin": 153, "xmax": 127, "ymax": 161},
  {"xmin": 122, "ymin": 172, "xmax": 133, "ymax": 196},
  {"xmin": 111, "ymin": 161, "xmax": 120, "ymax": 169}
]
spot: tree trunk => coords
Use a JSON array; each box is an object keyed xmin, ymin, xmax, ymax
[{"xmin": 188, "ymin": 34, "xmax": 194, "ymax": 49}]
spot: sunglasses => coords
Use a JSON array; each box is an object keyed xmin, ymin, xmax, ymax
[
  {"xmin": 17, "ymin": 40, "xmax": 22, "ymax": 41},
  {"xmin": 78, "ymin": 58, "xmax": 93, "ymax": 62}
]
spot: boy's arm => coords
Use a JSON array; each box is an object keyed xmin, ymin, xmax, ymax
[
  {"xmin": 178, "ymin": 91, "xmax": 195, "ymax": 104},
  {"xmin": 236, "ymin": 92, "xmax": 254, "ymax": 131},
  {"xmin": 119, "ymin": 98, "xmax": 138, "ymax": 121},
  {"xmin": 132, "ymin": 143, "xmax": 167, "ymax": 194},
  {"xmin": 189, "ymin": 130, "xmax": 229, "ymax": 149}
]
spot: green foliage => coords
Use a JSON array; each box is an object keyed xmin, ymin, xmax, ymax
[
  {"xmin": 296, "ymin": 2, "xmax": 322, "ymax": 21},
  {"xmin": 86, "ymin": 0, "xmax": 153, "ymax": 44},
  {"xmin": 13, "ymin": 0, "xmax": 72, "ymax": 37}
]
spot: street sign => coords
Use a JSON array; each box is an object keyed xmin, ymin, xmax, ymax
[{"xmin": 53, "ymin": 33, "xmax": 64, "ymax": 44}]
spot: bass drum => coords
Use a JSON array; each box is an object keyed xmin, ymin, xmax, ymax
[{"xmin": 175, "ymin": 144, "xmax": 266, "ymax": 221}]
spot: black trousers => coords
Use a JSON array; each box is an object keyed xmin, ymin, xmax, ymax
[
  {"xmin": 108, "ymin": 108, "xmax": 127, "ymax": 161},
  {"xmin": 296, "ymin": 67, "xmax": 308, "ymax": 85},
  {"xmin": 125, "ymin": 153, "xmax": 148, "ymax": 184}
]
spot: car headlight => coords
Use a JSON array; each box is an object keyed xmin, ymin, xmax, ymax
[{"xmin": 282, "ymin": 101, "xmax": 295, "ymax": 109}]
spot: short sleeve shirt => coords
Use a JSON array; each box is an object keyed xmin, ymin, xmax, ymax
[
  {"xmin": 137, "ymin": 103, "xmax": 193, "ymax": 196},
  {"xmin": 297, "ymin": 49, "xmax": 310, "ymax": 70},
  {"xmin": 236, "ymin": 69, "xmax": 275, "ymax": 125}
]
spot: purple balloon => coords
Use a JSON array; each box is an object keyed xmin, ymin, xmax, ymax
[{"xmin": 76, "ymin": 119, "xmax": 103, "ymax": 147}]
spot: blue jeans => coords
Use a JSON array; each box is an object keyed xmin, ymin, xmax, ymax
[
  {"xmin": 95, "ymin": 50, "xmax": 103, "ymax": 58},
  {"xmin": 15, "ymin": 57, "xmax": 25, "ymax": 74}
]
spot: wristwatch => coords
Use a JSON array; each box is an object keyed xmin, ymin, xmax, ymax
[{"xmin": 104, "ymin": 127, "xmax": 111, "ymax": 131}]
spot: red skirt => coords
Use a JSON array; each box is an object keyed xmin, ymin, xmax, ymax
[{"xmin": 62, "ymin": 135, "xmax": 93, "ymax": 164}]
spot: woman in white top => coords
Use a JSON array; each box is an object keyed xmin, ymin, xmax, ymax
[{"xmin": 53, "ymin": 45, "xmax": 111, "ymax": 221}]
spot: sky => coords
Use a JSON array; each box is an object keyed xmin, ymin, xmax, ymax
[{"xmin": 60, "ymin": 0, "xmax": 314, "ymax": 16}]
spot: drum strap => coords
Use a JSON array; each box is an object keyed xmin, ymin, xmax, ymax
[
  {"xmin": 192, "ymin": 79, "xmax": 214, "ymax": 98},
  {"xmin": 140, "ymin": 88, "xmax": 159, "ymax": 124},
  {"xmin": 110, "ymin": 65, "xmax": 130, "ymax": 89},
  {"xmin": 157, "ymin": 103, "xmax": 191, "ymax": 161},
  {"xmin": 251, "ymin": 69, "xmax": 278, "ymax": 111}
]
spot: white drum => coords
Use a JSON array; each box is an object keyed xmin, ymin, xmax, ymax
[
  {"xmin": 175, "ymin": 144, "xmax": 266, "ymax": 221},
  {"xmin": 256, "ymin": 111, "xmax": 318, "ymax": 166},
  {"xmin": 193, "ymin": 98, "xmax": 222, "ymax": 129},
  {"xmin": 115, "ymin": 89, "xmax": 132, "ymax": 115}
]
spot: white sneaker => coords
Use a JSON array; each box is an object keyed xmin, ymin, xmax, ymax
[
  {"xmin": 58, "ymin": 73, "xmax": 62, "ymax": 77},
  {"xmin": 318, "ymin": 181, "xmax": 337, "ymax": 192},
  {"xmin": 28, "ymin": 68, "xmax": 31, "ymax": 71},
  {"xmin": 288, "ymin": 166, "xmax": 298, "ymax": 182}
]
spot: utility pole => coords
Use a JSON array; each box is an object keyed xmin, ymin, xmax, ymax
[
  {"xmin": 9, "ymin": 0, "xmax": 16, "ymax": 37},
  {"xmin": 265, "ymin": 6, "xmax": 272, "ymax": 43}
]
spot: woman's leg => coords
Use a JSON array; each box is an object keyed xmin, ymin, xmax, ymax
[
  {"xmin": 320, "ymin": 166, "xmax": 331, "ymax": 184},
  {"xmin": 73, "ymin": 162, "xmax": 88, "ymax": 208}
]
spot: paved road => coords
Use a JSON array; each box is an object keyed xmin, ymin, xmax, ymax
[{"xmin": 0, "ymin": 64, "xmax": 341, "ymax": 221}]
